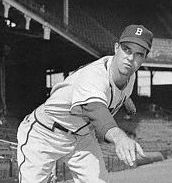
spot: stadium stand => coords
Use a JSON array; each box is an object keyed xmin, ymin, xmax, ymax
[{"xmin": 6, "ymin": 0, "xmax": 115, "ymax": 55}]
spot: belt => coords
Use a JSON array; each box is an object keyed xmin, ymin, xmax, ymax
[
  {"xmin": 53, "ymin": 122, "xmax": 76, "ymax": 134},
  {"xmin": 33, "ymin": 110, "xmax": 90, "ymax": 135}
]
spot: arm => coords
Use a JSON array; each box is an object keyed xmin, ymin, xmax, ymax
[
  {"xmin": 82, "ymin": 102, "xmax": 145, "ymax": 166},
  {"xmin": 81, "ymin": 102, "xmax": 118, "ymax": 141},
  {"xmin": 124, "ymin": 97, "xmax": 136, "ymax": 115}
]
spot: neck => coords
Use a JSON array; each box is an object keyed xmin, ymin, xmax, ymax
[
  {"xmin": 110, "ymin": 66, "xmax": 129, "ymax": 90},
  {"xmin": 115, "ymin": 77, "xmax": 128, "ymax": 90}
]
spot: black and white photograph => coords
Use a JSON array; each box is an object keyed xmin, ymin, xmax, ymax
[{"xmin": 0, "ymin": 0, "xmax": 172, "ymax": 182}]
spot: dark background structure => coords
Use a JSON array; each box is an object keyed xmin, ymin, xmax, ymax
[{"xmin": 0, "ymin": 0, "xmax": 172, "ymax": 121}]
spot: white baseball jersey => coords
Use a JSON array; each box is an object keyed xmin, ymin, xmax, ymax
[{"xmin": 36, "ymin": 56, "xmax": 135, "ymax": 135}]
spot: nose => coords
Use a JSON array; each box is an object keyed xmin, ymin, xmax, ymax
[{"xmin": 127, "ymin": 53, "xmax": 134, "ymax": 61}]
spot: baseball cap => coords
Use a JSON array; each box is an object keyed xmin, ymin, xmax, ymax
[{"xmin": 119, "ymin": 25, "xmax": 153, "ymax": 51}]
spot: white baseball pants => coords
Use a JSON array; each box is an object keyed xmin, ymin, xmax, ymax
[{"xmin": 17, "ymin": 112, "xmax": 109, "ymax": 183}]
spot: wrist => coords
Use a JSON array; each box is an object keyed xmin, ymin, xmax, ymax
[{"xmin": 105, "ymin": 127, "xmax": 127, "ymax": 144}]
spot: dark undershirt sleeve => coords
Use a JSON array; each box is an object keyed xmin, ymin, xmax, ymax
[
  {"xmin": 124, "ymin": 97, "xmax": 136, "ymax": 115},
  {"xmin": 81, "ymin": 102, "xmax": 118, "ymax": 141}
]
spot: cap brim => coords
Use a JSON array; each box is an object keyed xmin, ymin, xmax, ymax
[{"xmin": 119, "ymin": 37, "xmax": 150, "ymax": 51}]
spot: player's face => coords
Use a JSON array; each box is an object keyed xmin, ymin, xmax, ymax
[{"xmin": 113, "ymin": 42, "xmax": 147, "ymax": 76}]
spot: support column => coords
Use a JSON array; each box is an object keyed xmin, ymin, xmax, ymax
[
  {"xmin": 63, "ymin": 0, "xmax": 69, "ymax": 27},
  {"xmin": 0, "ymin": 44, "xmax": 7, "ymax": 116},
  {"xmin": 24, "ymin": 15, "xmax": 31, "ymax": 30},
  {"xmin": 135, "ymin": 71, "xmax": 138, "ymax": 96},
  {"xmin": 43, "ymin": 23, "xmax": 51, "ymax": 40},
  {"xmin": 2, "ymin": 1, "xmax": 11, "ymax": 18},
  {"xmin": 150, "ymin": 70, "xmax": 153, "ymax": 98}
]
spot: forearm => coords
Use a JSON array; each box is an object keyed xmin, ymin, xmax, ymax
[
  {"xmin": 81, "ymin": 102, "xmax": 118, "ymax": 141},
  {"xmin": 81, "ymin": 102, "xmax": 145, "ymax": 167}
]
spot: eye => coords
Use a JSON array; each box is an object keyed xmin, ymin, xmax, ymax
[
  {"xmin": 121, "ymin": 44, "xmax": 132, "ymax": 55},
  {"xmin": 135, "ymin": 52, "xmax": 145, "ymax": 59}
]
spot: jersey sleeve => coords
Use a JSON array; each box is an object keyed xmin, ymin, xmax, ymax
[{"xmin": 70, "ymin": 68, "xmax": 109, "ymax": 110}]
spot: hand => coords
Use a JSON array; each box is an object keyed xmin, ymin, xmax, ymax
[
  {"xmin": 105, "ymin": 127, "xmax": 145, "ymax": 166},
  {"xmin": 115, "ymin": 136, "xmax": 145, "ymax": 166}
]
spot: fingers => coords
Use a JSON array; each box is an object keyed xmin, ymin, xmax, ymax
[
  {"xmin": 135, "ymin": 143, "xmax": 146, "ymax": 158},
  {"xmin": 129, "ymin": 145, "xmax": 136, "ymax": 162},
  {"xmin": 116, "ymin": 148, "xmax": 127, "ymax": 164},
  {"xmin": 115, "ymin": 139, "xmax": 145, "ymax": 167},
  {"xmin": 116, "ymin": 144, "xmax": 135, "ymax": 166},
  {"xmin": 125, "ymin": 148, "xmax": 135, "ymax": 166}
]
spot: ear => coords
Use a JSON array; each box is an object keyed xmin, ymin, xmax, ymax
[{"xmin": 114, "ymin": 42, "xmax": 120, "ymax": 53}]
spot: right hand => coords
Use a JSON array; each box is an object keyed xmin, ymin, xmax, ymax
[
  {"xmin": 114, "ymin": 135, "xmax": 145, "ymax": 166},
  {"xmin": 105, "ymin": 127, "xmax": 145, "ymax": 166}
]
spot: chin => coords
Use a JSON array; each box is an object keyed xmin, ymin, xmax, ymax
[{"xmin": 121, "ymin": 69, "xmax": 132, "ymax": 76}]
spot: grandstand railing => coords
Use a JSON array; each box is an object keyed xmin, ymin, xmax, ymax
[{"xmin": 0, "ymin": 139, "xmax": 17, "ymax": 181}]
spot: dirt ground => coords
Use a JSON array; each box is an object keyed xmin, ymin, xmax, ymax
[{"xmin": 54, "ymin": 159, "xmax": 172, "ymax": 183}]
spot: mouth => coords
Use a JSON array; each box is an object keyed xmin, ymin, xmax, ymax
[{"xmin": 124, "ymin": 63, "xmax": 132, "ymax": 69}]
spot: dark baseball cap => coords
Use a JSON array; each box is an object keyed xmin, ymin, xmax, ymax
[{"xmin": 119, "ymin": 25, "xmax": 153, "ymax": 51}]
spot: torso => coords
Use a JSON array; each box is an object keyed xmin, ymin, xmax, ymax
[{"xmin": 37, "ymin": 56, "xmax": 135, "ymax": 133}]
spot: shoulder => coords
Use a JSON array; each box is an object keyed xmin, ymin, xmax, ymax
[
  {"xmin": 80, "ymin": 56, "xmax": 112, "ymax": 77},
  {"xmin": 75, "ymin": 57, "xmax": 111, "ymax": 87}
]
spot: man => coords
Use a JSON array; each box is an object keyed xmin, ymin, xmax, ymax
[{"xmin": 17, "ymin": 24, "xmax": 153, "ymax": 183}]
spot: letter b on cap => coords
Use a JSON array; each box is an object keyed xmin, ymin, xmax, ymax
[{"xmin": 135, "ymin": 28, "xmax": 143, "ymax": 35}]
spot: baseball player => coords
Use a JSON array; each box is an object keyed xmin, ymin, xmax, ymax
[{"xmin": 17, "ymin": 24, "xmax": 153, "ymax": 183}]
